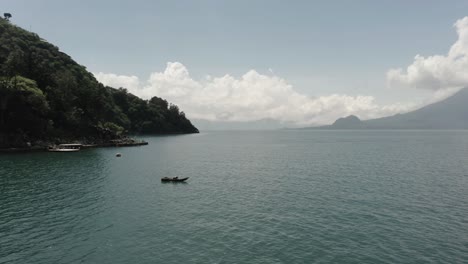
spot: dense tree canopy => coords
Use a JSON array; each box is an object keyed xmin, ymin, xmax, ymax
[{"xmin": 0, "ymin": 18, "xmax": 198, "ymax": 147}]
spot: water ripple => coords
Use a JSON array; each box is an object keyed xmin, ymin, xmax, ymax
[{"xmin": 1, "ymin": 131, "xmax": 468, "ymax": 263}]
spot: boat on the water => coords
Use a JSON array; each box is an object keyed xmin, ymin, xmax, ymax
[
  {"xmin": 161, "ymin": 177, "xmax": 189, "ymax": 182},
  {"xmin": 48, "ymin": 144, "xmax": 82, "ymax": 152}
]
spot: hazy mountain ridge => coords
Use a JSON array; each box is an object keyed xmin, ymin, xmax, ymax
[
  {"xmin": 192, "ymin": 118, "xmax": 287, "ymax": 131},
  {"xmin": 307, "ymin": 88, "xmax": 468, "ymax": 129}
]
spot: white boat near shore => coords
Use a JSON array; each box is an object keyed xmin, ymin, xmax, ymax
[{"xmin": 48, "ymin": 144, "xmax": 82, "ymax": 152}]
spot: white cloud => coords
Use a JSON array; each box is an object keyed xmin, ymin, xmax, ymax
[
  {"xmin": 387, "ymin": 16, "xmax": 468, "ymax": 91},
  {"xmin": 95, "ymin": 62, "xmax": 415, "ymax": 125},
  {"xmin": 93, "ymin": 72, "xmax": 140, "ymax": 91}
]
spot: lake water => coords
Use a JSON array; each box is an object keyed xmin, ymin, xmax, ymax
[{"xmin": 1, "ymin": 130, "xmax": 467, "ymax": 263}]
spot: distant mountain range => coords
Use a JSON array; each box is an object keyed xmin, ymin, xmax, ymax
[
  {"xmin": 192, "ymin": 118, "xmax": 286, "ymax": 131},
  {"xmin": 305, "ymin": 88, "xmax": 468, "ymax": 129}
]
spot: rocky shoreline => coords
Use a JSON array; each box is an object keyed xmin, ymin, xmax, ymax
[{"xmin": 0, "ymin": 139, "xmax": 148, "ymax": 153}]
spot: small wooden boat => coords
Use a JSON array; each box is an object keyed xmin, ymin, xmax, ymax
[{"xmin": 161, "ymin": 177, "xmax": 189, "ymax": 182}]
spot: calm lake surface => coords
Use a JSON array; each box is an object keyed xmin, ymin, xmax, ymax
[{"xmin": 1, "ymin": 130, "xmax": 468, "ymax": 263}]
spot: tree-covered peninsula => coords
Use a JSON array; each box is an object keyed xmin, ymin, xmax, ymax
[{"xmin": 0, "ymin": 17, "xmax": 198, "ymax": 148}]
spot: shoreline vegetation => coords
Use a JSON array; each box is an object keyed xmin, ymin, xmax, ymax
[
  {"xmin": 0, "ymin": 131, "xmax": 200, "ymax": 153},
  {"xmin": 0, "ymin": 140, "xmax": 148, "ymax": 153},
  {"xmin": 0, "ymin": 17, "xmax": 198, "ymax": 150},
  {"xmin": 0, "ymin": 138, "xmax": 149, "ymax": 153}
]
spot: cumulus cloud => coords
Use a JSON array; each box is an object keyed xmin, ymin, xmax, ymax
[
  {"xmin": 93, "ymin": 72, "xmax": 140, "ymax": 91},
  {"xmin": 387, "ymin": 16, "xmax": 468, "ymax": 91},
  {"xmin": 95, "ymin": 62, "xmax": 415, "ymax": 125}
]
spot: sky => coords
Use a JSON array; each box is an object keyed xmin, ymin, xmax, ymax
[{"xmin": 3, "ymin": 0, "xmax": 468, "ymax": 127}]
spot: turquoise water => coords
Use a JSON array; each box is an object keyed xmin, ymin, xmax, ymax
[{"xmin": 1, "ymin": 130, "xmax": 468, "ymax": 263}]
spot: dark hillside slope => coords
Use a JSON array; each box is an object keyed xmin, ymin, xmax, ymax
[{"xmin": 0, "ymin": 18, "xmax": 198, "ymax": 147}]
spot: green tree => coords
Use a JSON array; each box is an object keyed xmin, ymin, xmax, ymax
[
  {"xmin": 0, "ymin": 76, "xmax": 50, "ymax": 145},
  {"xmin": 3, "ymin": 13, "xmax": 11, "ymax": 21}
]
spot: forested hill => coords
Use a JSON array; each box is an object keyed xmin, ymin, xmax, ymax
[{"xmin": 0, "ymin": 17, "xmax": 198, "ymax": 148}]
